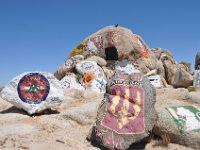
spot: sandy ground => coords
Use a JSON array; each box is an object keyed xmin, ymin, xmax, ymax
[{"xmin": 0, "ymin": 88, "xmax": 196, "ymax": 150}]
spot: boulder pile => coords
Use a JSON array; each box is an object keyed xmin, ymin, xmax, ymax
[
  {"xmin": 53, "ymin": 25, "xmax": 198, "ymax": 149},
  {"xmin": 55, "ymin": 26, "xmax": 193, "ymax": 89},
  {"xmin": 0, "ymin": 25, "xmax": 199, "ymax": 150}
]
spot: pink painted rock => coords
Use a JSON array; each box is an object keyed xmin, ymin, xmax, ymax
[{"xmin": 90, "ymin": 62, "xmax": 157, "ymax": 150}]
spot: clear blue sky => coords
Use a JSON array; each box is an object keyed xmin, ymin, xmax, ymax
[{"xmin": 1, "ymin": 0, "xmax": 200, "ymax": 86}]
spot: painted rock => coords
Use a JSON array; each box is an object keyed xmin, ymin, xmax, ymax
[
  {"xmin": 154, "ymin": 105, "xmax": 200, "ymax": 149},
  {"xmin": 91, "ymin": 62, "xmax": 157, "ymax": 150},
  {"xmin": 86, "ymin": 78, "xmax": 107, "ymax": 93},
  {"xmin": 148, "ymin": 75, "xmax": 161, "ymax": 88},
  {"xmin": 61, "ymin": 73, "xmax": 85, "ymax": 91},
  {"xmin": 54, "ymin": 55, "xmax": 84, "ymax": 80},
  {"xmin": 75, "ymin": 60, "xmax": 99, "ymax": 76},
  {"xmin": 194, "ymin": 70, "xmax": 200, "ymax": 90},
  {"xmin": 0, "ymin": 72, "xmax": 64, "ymax": 115}
]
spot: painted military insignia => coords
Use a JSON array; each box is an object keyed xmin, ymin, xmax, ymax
[
  {"xmin": 101, "ymin": 83, "xmax": 145, "ymax": 134},
  {"xmin": 17, "ymin": 73, "xmax": 50, "ymax": 104}
]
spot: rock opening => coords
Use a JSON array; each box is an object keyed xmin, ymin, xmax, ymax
[{"xmin": 105, "ymin": 47, "xmax": 118, "ymax": 60}]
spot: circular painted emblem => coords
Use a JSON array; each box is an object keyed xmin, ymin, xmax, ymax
[{"xmin": 17, "ymin": 73, "xmax": 50, "ymax": 104}]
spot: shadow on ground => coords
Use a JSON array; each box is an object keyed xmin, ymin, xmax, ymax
[{"xmin": 0, "ymin": 106, "xmax": 60, "ymax": 116}]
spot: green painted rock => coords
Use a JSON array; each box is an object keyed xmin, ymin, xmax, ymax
[{"xmin": 154, "ymin": 105, "xmax": 200, "ymax": 149}]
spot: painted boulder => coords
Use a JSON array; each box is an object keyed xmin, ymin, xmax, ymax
[
  {"xmin": 90, "ymin": 62, "xmax": 157, "ymax": 150},
  {"xmin": 86, "ymin": 78, "xmax": 107, "ymax": 93},
  {"xmin": 75, "ymin": 60, "xmax": 99, "ymax": 76},
  {"xmin": 76, "ymin": 60, "xmax": 107, "ymax": 93},
  {"xmin": 154, "ymin": 105, "xmax": 200, "ymax": 149},
  {"xmin": 0, "ymin": 72, "xmax": 64, "ymax": 115},
  {"xmin": 54, "ymin": 55, "xmax": 84, "ymax": 80}
]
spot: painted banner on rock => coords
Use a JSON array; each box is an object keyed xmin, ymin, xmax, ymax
[{"xmin": 101, "ymin": 82, "xmax": 145, "ymax": 134}]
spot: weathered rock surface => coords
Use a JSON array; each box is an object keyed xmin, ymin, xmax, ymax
[
  {"xmin": 86, "ymin": 56, "xmax": 107, "ymax": 67},
  {"xmin": 0, "ymin": 72, "xmax": 64, "ymax": 115},
  {"xmin": 172, "ymin": 68, "xmax": 193, "ymax": 88},
  {"xmin": 195, "ymin": 52, "xmax": 200, "ymax": 70},
  {"xmin": 187, "ymin": 91, "xmax": 200, "ymax": 104},
  {"xmin": 194, "ymin": 70, "xmax": 200, "ymax": 90},
  {"xmin": 163, "ymin": 60, "xmax": 193, "ymax": 88},
  {"xmin": 60, "ymin": 89, "xmax": 104, "ymax": 125},
  {"xmin": 0, "ymin": 87, "xmax": 3, "ymax": 92},
  {"xmin": 90, "ymin": 62, "xmax": 157, "ymax": 150},
  {"xmin": 156, "ymin": 60, "xmax": 166, "ymax": 78}
]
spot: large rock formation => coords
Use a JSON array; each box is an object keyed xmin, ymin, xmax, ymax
[
  {"xmin": 55, "ymin": 26, "xmax": 193, "ymax": 89},
  {"xmin": 151, "ymin": 48, "xmax": 193, "ymax": 88},
  {"xmin": 55, "ymin": 26, "xmax": 155, "ymax": 81}
]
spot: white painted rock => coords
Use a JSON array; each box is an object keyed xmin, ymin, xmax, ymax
[
  {"xmin": 86, "ymin": 78, "xmax": 107, "ymax": 93},
  {"xmin": 61, "ymin": 73, "xmax": 85, "ymax": 91},
  {"xmin": 194, "ymin": 70, "xmax": 200, "ymax": 90},
  {"xmin": 148, "ymin": 75, "xmax": 161, "ymax": 88},
  {"xmin": 76, "ymin": 61, "xmax": 99, "ymax": 76},
  {"xmin": 0, "ymin": 72, "xmax": 64, "ymax": 115}
]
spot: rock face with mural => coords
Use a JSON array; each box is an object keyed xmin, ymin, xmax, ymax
[
  {"xmin": 88, "ymin": 62, "xmax": 157, "ymax": 150},
  {"xmin": 55, "ymin": 26, "xmax": 193, "ymax": 90}
]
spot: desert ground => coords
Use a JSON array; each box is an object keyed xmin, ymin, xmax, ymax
[{"xmin": 0, "ymin": 88, "xmax": 196, "ymax": 150}]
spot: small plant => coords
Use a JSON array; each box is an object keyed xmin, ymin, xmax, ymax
[{"xmin": 187, "ymin": 86, "xmax": 196, "ymax": 92}]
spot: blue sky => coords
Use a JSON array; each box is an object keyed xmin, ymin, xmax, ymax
[{"xmin": 0, "ymin": 0, "xmax": 200, "ymax": 86}]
